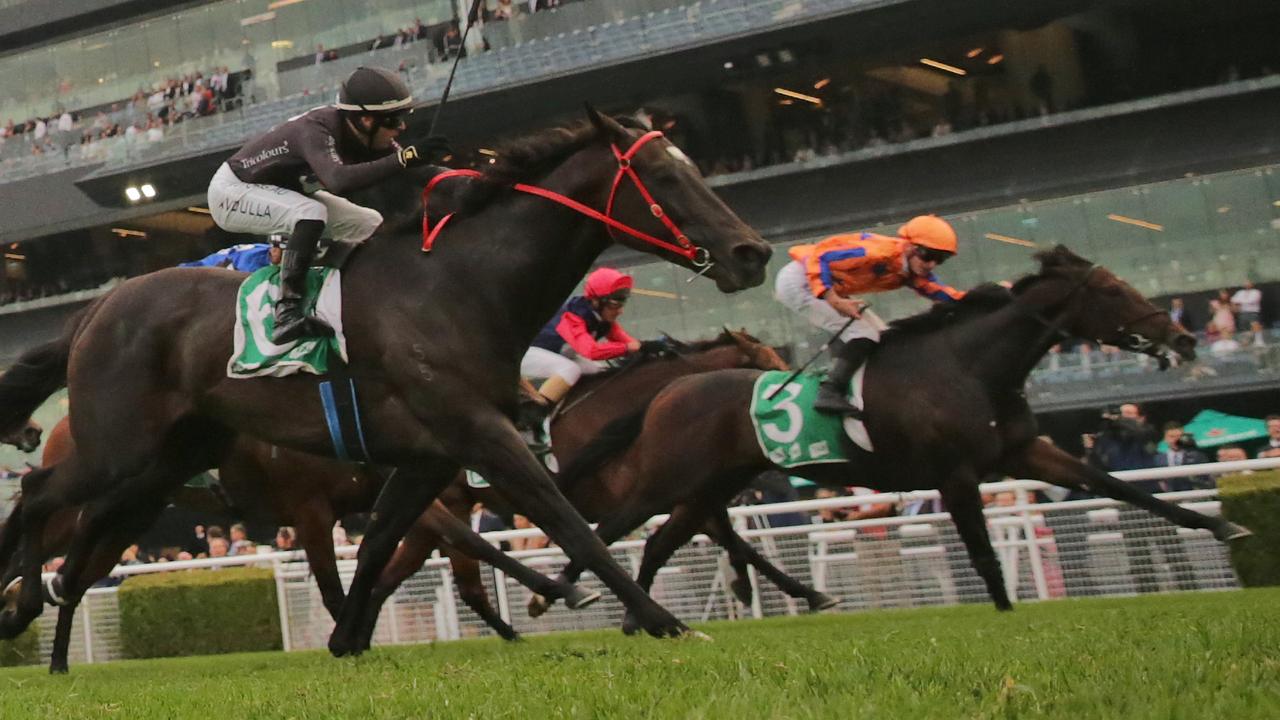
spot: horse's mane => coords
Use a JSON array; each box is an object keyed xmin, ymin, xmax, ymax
[
  {"xmin": 885, "ymin": 283, "xmax": 1015, "ymax": 336},
  {"xmin": 574, "ymin": 330, "xmax": 743, "ymax": 390},
  {"xmin": 451, "ymin": 115, "xmax": 649, "ymax": 214},
  {"xmin": 885, "ymin": 245, "xmax": 1091, "ymax": 337}
]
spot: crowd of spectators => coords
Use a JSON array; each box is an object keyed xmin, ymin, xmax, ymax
[{"xmin": 0, "ymin": 66, "xmax": 249, "ymax": 172}]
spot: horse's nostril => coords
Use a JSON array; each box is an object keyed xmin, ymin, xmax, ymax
[{"xmin": 732, "ymin": 242, "xmax": 771, "ymax": 268}]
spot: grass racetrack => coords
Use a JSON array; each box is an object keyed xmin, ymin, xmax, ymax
[{"xmin": 2, "ymin": 588, "xmax": 1277, "ymax": 719}]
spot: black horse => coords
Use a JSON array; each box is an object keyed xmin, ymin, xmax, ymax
[
  {"xmin": 543, "ymin": 247, "xmax": 1250, "ymax": 625},
  {"xmin": 0, "ymin": 108, "xmax": 771, "ymax": 656}
]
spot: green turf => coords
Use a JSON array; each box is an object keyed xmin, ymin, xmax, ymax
[{"xmin": 2, "ymin": 589, "xmax": 1278, "ymax": 719}]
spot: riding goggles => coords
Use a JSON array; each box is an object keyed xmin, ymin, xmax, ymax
[
  {"xmin": 915, "ymin": 247, "xmax": 954, "ymax": 265},
  {"xmin": 376, "ymin": 110, "xmax": 410, "ymax": 129},
  {"xmin": 601, "ymin": 289, "xmax": 631, "ymax": 307}
]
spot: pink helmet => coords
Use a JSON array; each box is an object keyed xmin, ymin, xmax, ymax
[{"xmin": 584, "ymin": 267, "xmax": 634, "ymax": 300}]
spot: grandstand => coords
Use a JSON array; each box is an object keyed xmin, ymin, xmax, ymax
[{"xmin": 2, "ymin": 0, "xmax": 1277, "ymax": 428}]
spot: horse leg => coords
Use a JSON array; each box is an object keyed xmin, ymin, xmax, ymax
[
  {"xmin": 2, "ymin": 467, "xmax": 60, "ymax": 637},
  {"xmin": 417, "ymin": 503, "xmax": 601, "ymax": 610},
  {"xmin": 524, "ymin": 501, "xmax": 660, "ymax": 619},
  {"xmin": 47, "ymin": 528, "xmax": 132, "ymax": 674},
  {"xmin": 939, "ymin": 470, "xmax": 1013, "ymax": 611},
  {"xmin": 1005, "ymin": 439, "xmax": 1248, "ymax": 540},
  {"xmin": 444, "ymin": 546, "xmax": 520, "ymax": 641},
  {"xmin": 464, "ymin": 420, "xmax": 686, "ymax": 637},
  {"xmin": 617, "ymin": 502, "xmax": 716, "ymax": 635},
  {"xmin": 329, "ymin": 460, "xmax": 458, "ymax": 658},
  {"xmin": 703, "ymin": 507, "xmax": 839, "ymax": 612},
  {"xmin": 292, "ymin": 499, "xmax": 345, "ymax": 621}
]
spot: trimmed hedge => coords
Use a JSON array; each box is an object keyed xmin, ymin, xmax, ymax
[
  {"xmin": 0, "ymin": 626, "xmax": 38, "ymax": 667},
  {"xmin": 118, "ymin": 567, "xmax": 282, "ymax": 659},
  {"xmin": 1219, "ymin": 470, "xmax": 1280, "ymax": 588}
]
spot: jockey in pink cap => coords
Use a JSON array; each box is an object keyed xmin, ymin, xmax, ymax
[{"xmin": 521, "ymin": 267, "xmax": 647, "ymax": 405}]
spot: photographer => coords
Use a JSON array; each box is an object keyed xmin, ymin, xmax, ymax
[
  {"xmin": 1156, "ymin": 422, "xmax": 1212, "ymax": 491},
  {"xmin": 1087, "ymin": 403, "xmax": 1158, "ymax": 488}
]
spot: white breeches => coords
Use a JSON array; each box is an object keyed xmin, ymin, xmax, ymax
[
  {"xmin": 208, "ymin": 163, "xmax": 382, "ymax": 243},
  {"xmin": 519, "ymin": 346, "xmax": 608, "ymax": 384},
  {"xmin": 774, "ymin": 260, "xmax": 881, "ymax": 342}
]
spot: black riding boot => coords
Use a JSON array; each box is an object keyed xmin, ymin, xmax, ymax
[
  {"xmin": 272, "ymin": 219, "xmax": 334, "ymax": 344},
  {"xmin": 813, "ymin": 338, "xmax": 876, "ymax": 417}
]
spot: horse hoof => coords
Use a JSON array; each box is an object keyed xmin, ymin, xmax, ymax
[
  {"xmin": 565, "ymin": 587, "xmax": 602, "ymax": 611},
  {"xmin": 729, "ymin": 577, "xmax": 754, "ymax": 606},
  {"xmin": 808, "ymin": 592, "xmax": 841, "ymax": 612},
  {"xmin": 527, "ymin": 594, "xmax": 551, "ymax": 618},
  {"xmin": 620, "ymin": 613, "xmax": 641, "ymax": 636},
  {"xmin": 1216, "ymin": 522, "xmax": 1252, "ymax": 542},
  {"xmin": 49, "ymin": 663, "xmax": 68, "ymax": 675},
  {"xmin": 681, "ymin": 629, "xmax": 714, "ymax": 643}
]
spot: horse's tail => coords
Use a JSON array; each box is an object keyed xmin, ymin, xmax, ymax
[
  {"xmin": 557, "ymin": 400, "xmax": 653, "ymax": 495},
  {"xmin": 0, "ymin": 307, "xmax": 85, "ymax": 436}
]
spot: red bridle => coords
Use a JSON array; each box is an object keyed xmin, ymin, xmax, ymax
[{"xmin": 420, "ymin": 130, "xmax": 710, "ymax": 267}]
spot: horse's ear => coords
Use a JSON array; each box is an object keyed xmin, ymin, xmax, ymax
[{"xmin": 585, "ymin": 102, "xmax": 628, "ymax": 143}]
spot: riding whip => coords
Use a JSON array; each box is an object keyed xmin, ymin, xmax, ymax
[
  {"xmin": 766, "ymin": 308, "xmax": 888, "ymax": 401},
  {"xmin": 428, "ymin": 0, "xmax": 486, "ymax": 136},
  {"xmin": 766, "ymin": 315, "xmax": 857, "ymax": 401}
]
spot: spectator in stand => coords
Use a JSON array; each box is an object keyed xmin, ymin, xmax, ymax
[
  {"xmin": 1257, "ymin": 415, "xmax": 1280, "ymax": 459},
  {"xmin": 332, "ymin": 524, "xmax": 352, "ymax": 547},
  {"xmin": 1087, "ymin": 403, "xmax": 1157, "ymax": 483},
  {"xmin": 1156, "ymin": 421, "xmax": 1212, "ymax": 491},
  {"xmin": 275, "ymin": 526, "xmax": 297, "ymax": 551},
  {"xmin": 442, "ymin": 21, "xmax": 465, "ymax": 60},
  {"xmin": 493, "ymin": 0, "xmax": 516, "ymax": 20},
  {"xmin": 509, "ymin": 514, "xmax": 549, "ymax": 551},
  {"xmin": 208, "ymin": 537, "xmax": 230, "ymax": 558},
  {"xmin": 1216, "ymin": 445, "xmax": 1249, "ymax": 463},
  {"xmin": 813, "ymin": 487, "xmax": 851, "ymax": 523},
  {"xmin": 1231, "ymin": 280, "xmax": 1262, "ymax": 330},
  {"xmin": 228, "ymin": 523, "xmax": 253, "ymax": 555},
  {"xmin": 315, "ymin": 44, "xmax": 326, "ymax": 66},
  {"xmin": 1169, "ymin": 297, "xmax": 1190, "ymax": 330}
]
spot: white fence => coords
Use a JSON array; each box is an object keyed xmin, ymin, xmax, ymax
[{"xmin": 31, "ymin": 458, "xmax": 1277, "ymax": 666}]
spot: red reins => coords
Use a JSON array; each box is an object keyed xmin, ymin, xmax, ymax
[{"xmin": 420, "ymin": 131, "xmax": 708, "ymax": 267}]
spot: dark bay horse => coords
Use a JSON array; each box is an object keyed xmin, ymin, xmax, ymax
[
  {"xmin": 1, "ymin": 418, "xmax": 41, "ymax": 453},
  {"xmin": 540, "ymin": 247, "xmax": 1250, "ymax": 622},
  {"xmin": 371, "ymin": 330, "xmax": 838, "ymax": 622},
  {"xmin": 0, "ymin": 108, "xmax": 771, "ymax": 656},
  {"xmin": 2, "ymin": 417, "xmax": 598, "ymax": 672}
]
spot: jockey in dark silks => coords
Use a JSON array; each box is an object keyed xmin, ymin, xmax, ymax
[
  {"xmin": 776, "ymin": 215, "xmax": 966, "ymax": 416},
  {"xmin": 179, "ymin": 238, "xmax": 283, "ymax": 273},
  {"xmin": 207, "ymin": 65, "xmax": 450, "ymax": 344},
  {"xmin": 521, "ymin": 267, "xmax": 656, "ymax": 405}
]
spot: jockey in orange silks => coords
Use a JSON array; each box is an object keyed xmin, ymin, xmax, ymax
[{"xmin": 776, "ymin": 215, "xmax": 966, "ymax": 416}]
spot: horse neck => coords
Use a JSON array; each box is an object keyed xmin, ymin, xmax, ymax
[
  {"xmin": 354, "ymin": 145, "xmax": 618, "ymax": 347},
  {"xmin": 942, "ymin": 290, "xmax": 1072, "ymax": 389},
  {"xmin": 567, "ymin": 344, "xmax": 745, "ymax": 406}
]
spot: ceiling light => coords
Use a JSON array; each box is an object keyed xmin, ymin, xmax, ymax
[
  {"xmin": 813, "ymin": 78, "xmax": 830, "ymax": 90},
  {"xmin": 1106, "ymin": 214, "xmax": 1163, "ymax": 231},
  {"xmin": 140, "ymin": 183, "xmax": 156, "ymax": 198},
  {"xmin": 267, "ymin": 0, "xmax": 306, "ymax": 8},
  {"xmin": 111, "ymin": 228, "xmax": 147, "ymax": 238},
  {"xmin": 240, "ymin": 11, "xmax": 277, "ymax": 27},
  {"xmin": 774, "ymin": 87, "xmax": 822, "ymax": 105},
  {"xmin": 477, "ymin": 148, "xmax": 498, "ymax": 157},
  {"xmin": 986, "ymin": 54, "xmax": 1004, "ymax": 65},
  {"xmin": 966, "ymin": 48, "xmax": 983, "ymax": 58},
  {"xmin": 920, "ymin": 58, "xmax": 967, "ymax": 76},
  {"xmin": 723, "ymin": 61, "xmax": 734, "ymax": 70},
  {"xmin": 125, "ymin": 186, "xmax": 142, "ymax": 202},
  {"xmin": 754, "ymin": 53, "xmax": 772, "ymax": 68},
  {"xmin": 4, "ymin": 253, "xmax": 25, "ymax": 261}
]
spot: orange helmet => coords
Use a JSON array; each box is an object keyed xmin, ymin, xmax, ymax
[{"xmin": 898, "ymin": 215, "xmax": 958, "ymax": 254}]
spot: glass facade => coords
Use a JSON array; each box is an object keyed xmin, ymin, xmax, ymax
[
  {"xmin": 0, "ymin": 0, "xmax": 456, "ymax": 123},
  {"xmin": 617, "ymin": 164, "xmax": 1280, "ymax": 357}
]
